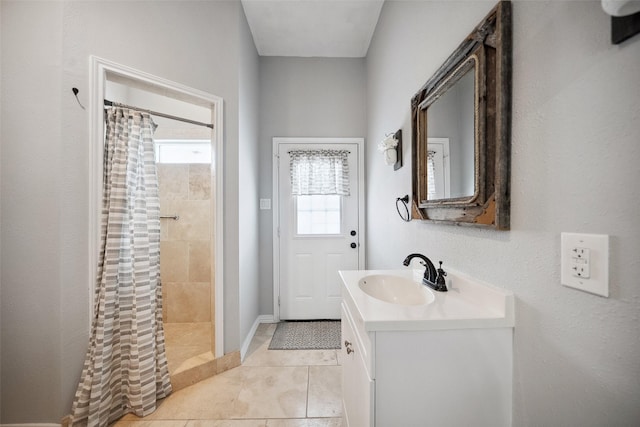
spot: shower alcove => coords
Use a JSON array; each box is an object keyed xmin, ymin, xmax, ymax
[{"xmin": 93, "ymin": 57, "xmax": 230, "ymax": 393}]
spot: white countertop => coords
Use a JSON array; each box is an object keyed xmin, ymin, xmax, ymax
[{"xmin": 339, "ymin": 268, "xmax": 515, "ymax": 332}]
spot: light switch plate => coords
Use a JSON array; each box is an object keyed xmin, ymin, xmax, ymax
[
  {"xmin": 561, "ymin": 233, "xmax": 609, "ymax": 297},
  {"xmin": 259, "ymin": 199, "xmax": 271, "ymax": 210}
]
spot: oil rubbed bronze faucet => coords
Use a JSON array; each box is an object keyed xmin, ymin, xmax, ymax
[{"xmin": 402, "ymin": 253, "xmax": 448, "ymax": 292}]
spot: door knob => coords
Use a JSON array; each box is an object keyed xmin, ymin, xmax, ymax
[
  {"xmin": 350, "ymin": 242, "xmax": 357, "ymax": 249},
  {"xmin": 345, "ymin": 340, "xmax": 354, "ymax": 354}
]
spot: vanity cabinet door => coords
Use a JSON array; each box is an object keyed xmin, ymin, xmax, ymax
[{"xmin": 341, "ymin": 303, "xmax": 374, "ymax": 427}]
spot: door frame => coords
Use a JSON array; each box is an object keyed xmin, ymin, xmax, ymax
[
  {"xmin": 272, "ymin": 137, "xmax": 365, "ymax": 322},
  {"xmin": 427, "ymin": 137, "xmax": 451, "ymax": 199},
  {"xmin": 90, "ymin": 56, "xmax": 225, "ymax": 357}
]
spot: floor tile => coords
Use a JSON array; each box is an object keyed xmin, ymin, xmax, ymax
[
  {"xmin": 112, "ymin": 421, "xmax": 188, "ymax": 427},
  {"xmin": 335, "ymin": 347, "xmax": 344, "ymax": 367},
  {"xmin": 166, "ymin": 345, "xmax": 212, "ymax": 374},
  {"xmin": 163, "ymin": 322, "xmax": 213, "ymax": 375},
  {"xmin": 244, "ymin": 333, "xmax": 337, "ymax": 367},
  {"xmin": 186, "ymin": 421, "xmax": 267, "ymax": 427},
  {"xmin": 123, "ymin": 367, "xmax": 244, "ymax": 420},
  {"xmin": 307, "ymin": 366, "xmax": 342, "ymax": 418},
  {"xmin": 232, "ymin": 366, "xmax": 309, "ymax": 419},
  {"xmin": 254, "ymin": 323, "xmax": 278, "ymax": 337},
  {"xmin": 115, "ymin": 322, "xmax": 344, "ymax": 426},
  {"xmin": 164, "ymin": 322, "xmax": 212, "ymax": 348},
  {"xmin": 265, "ymin": 419, "xmax": 343, "ymax": 427}
]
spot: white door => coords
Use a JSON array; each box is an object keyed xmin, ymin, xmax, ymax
[
  {"xmin": 427, "ymin": 137, "xmax": 451, "ymax": 200},
  {"xmin": 276, "ymin": 139, "xmax": 362, "ymax": 320}
]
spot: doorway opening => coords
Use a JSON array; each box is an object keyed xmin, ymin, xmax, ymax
[
  {"xmin": 272, "ymin": 137, "xmax": 365, "ymax": 322},
  {"xmin": 90, "ymin": 57, "xmax": 225, "ymax": 387}
]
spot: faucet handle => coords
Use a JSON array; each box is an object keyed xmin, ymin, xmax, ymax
[
  {"xmin": 438, "ymin": 261, "xmax": 447, "ymax": 276},
  {"xmin": 435, "ymin": 261, "xmax": 448, "ymax": 291}
]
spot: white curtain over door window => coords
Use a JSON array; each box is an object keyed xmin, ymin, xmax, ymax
[
  {"xmin": 427, "ymin": 150, "xmax": 437, "ymax": 200},
  {"xmin": 289, "ymin": 149, "xmax": 351, "ymax": 196}
]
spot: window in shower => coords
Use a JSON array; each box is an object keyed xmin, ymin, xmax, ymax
[{"xmin": 155, "ymin": 139, "xmax": 211, "ymax": 164}]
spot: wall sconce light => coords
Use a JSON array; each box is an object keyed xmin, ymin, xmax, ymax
[
  {"xmin": 602, "ymin": 0, "xmax": 640, "ymax": 44},
  {"xmin": 377, "ymin": 129, "xmax": 402, "ymax": 170}
]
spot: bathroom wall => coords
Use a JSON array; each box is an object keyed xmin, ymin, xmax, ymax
[
  {"xmin": 366, "ymin": 1, "xmax": 640, "ymax": 425},
  {"xmin": 158, "ymin": 164, "xmax": 213, "ymax": 324},
  {"xmin": 238, "ymin": 7, "xmax": 261, "ymax": 352},
  {"xmin": 0, "ymin": 0, "xmax": 259, "ymax": 423},
  {"xmin": 257, "ymin": 57, "xmax": 367, "ymax": 314},
  {"xmin": 1, "ymin": 1, "xmax": 65, "ymax": 421},
  {"xmin": 0, "ymin": 2, "xmax": 3, "ymax": 417}
]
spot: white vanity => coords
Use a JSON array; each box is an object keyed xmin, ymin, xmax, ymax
[{"xmin": 339, "ymin": 268, "xmax": 514, "ymax": 427}]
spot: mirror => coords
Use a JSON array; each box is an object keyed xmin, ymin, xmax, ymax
[
  {"xmin": 425, "ymin": 58, "xmax": 477, "ymax": 201},
  {"xmin": 411, "ymin": 1, "xmax": 512, "ymax": 229}
]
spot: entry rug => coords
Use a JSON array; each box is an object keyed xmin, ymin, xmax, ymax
[{"xmin": 268, "ymin": 320, "xmax": 341, "ymax": 350}]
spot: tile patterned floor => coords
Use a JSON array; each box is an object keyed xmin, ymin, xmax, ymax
[
  {"xmin": 114, "ymin": 323, "xmax": 343, "ymax": 427},
  {"xmin": 164, "ymin": 322, "xmax": 213, "ymax": 374}
]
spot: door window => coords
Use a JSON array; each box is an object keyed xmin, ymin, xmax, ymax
[{"xmin": 296, "ymin": 195, "xmax": 341, "ymax": 235}]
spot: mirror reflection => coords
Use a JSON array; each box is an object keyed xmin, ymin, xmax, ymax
[{"xmin": 426, "ymin": 65, "xmax": 475, "ymax": 201}]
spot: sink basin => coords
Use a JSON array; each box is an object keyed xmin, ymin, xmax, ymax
[{"xmin": 358, "ymin": 275, "xmax": 435, "ymax": 305}]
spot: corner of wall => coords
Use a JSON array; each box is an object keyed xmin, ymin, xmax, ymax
[
  {"xmin": 237, "ymin": 2, "xmax": 262, "ymax": 350},
  {"xmin": 0, "ymin": 0, "xmax": 3, "ymax": 420}
]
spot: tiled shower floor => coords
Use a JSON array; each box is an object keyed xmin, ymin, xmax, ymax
[
  {"xmin": 164, "ymin": 322, "xmax": 214, "ymax": 375},
  {"xmin": 115, "ymin": 323, "xmax": 343, "ymax": 426}
]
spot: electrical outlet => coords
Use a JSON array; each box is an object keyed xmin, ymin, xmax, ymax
[
  {"xmin": 561, "ymin": 233, "xmax": 609, "ymax": 297},
  {"xmin": 571, "ymin": 247, "xmax": 590, "ymax": 278}
]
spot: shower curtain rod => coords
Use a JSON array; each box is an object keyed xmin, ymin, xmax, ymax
[{"xmin": 104, "ymin": 99, "xmax": 214, "ymax": 129}]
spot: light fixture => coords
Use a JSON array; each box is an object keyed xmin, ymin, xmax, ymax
[{"xmin": 377, "ymin": 129, "xmax": 402, "ymax": 170}]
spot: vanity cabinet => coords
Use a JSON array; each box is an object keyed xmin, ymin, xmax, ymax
[
  {"xmin": 341, "ymin": 303, "xmax": 374, "ymax": 427},
  {"xmin": 340, "ymin": 271, "xmax": 514, "ymax": 427}
]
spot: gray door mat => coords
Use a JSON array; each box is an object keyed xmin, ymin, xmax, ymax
[{"xmin": 268, "ymin": 320, "xmax": 341, "ymax": 350}]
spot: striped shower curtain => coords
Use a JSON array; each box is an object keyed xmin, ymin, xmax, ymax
[{"xmin": 70, "ymin": 107, "xmax": 172, "ymax": 426}]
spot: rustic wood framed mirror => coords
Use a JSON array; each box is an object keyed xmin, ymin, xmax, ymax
[{"xmin": 411, "ymin": 1, "xmax": 512, "ymax": 229}]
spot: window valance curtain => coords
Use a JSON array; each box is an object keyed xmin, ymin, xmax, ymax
[{"xmin": 289, "ymin": 149, "xmax": 350, "ymax": 196}]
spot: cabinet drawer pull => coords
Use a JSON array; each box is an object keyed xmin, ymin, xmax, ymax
[
  {"xmin": 344, "ymin": 340, "xmax": 352, "ymax": 347},
  {"xmin": 346, "ymin": 347, "xmax": 354, "ymax": 355}
]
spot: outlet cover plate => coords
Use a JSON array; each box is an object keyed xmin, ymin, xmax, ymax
[{"xmin": 561, "ymin": 233, "xmax": 609, "ymax": 297}]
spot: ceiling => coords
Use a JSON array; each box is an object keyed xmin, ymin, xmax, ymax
[{"xmin": 241, "ymin": 0, "xmax": 385, "ymax": 57}]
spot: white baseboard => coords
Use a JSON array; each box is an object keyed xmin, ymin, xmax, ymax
[{"xmin": 240, "ymin": 314, "xmax": 275, "ymax": 361}]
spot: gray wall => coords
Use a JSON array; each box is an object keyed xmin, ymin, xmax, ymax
[
  {"xmin": 1, "ymin": 2, "xmax": 65, "ymax": 421},
  {"xmin": 257, "ymin": 57, "xmax": 367, "ymax": 315},
  {"xmin": 238, "ymin": 7, "xmax": 261, "ymax": 351},
  {"xmin": 0, "ymin": 0, "xmax": 3, "ymax": 417},
  {"xmin": 366, "ymin": 1, "xmax": 640, "ymax": 426},
  {"xmin": 0, "ymin": 0, "xmax": 257, "ymax": 423}
]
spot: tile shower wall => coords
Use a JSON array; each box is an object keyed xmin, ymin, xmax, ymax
[{"xmin": 158, "ymin": 163, "xmax": 212, "ymax": 323}]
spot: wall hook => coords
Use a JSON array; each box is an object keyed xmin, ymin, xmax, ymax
[{"xmin": 72, "ymin": 87, "xmax": 86, "ymax": 110}]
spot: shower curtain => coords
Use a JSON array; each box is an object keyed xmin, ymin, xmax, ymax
[{"xmin": 70, "ymin": 107, "xmax": 172, "ymax": 426}]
